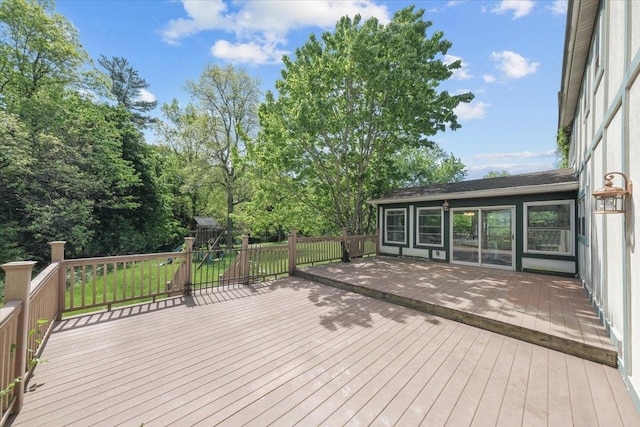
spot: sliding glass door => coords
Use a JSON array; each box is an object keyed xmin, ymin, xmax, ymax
[
  {"xmin": 481, "ymin": 208, "xmax": 513, "ymax": 267},
  {"xmin": 452, "ymin": 210, "xmax": 479, "ymax": 263},
  {"xmin": 451, "ymin": 207, "xmax": 514, "ymax": 270}
]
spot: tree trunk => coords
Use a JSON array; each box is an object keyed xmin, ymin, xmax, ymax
[{"xmin": 226, "ymin": 189, "xmax": 234, "ymax": 248}]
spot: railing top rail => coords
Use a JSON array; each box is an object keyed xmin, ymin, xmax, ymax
[
  {"xmin": 63, "ymin": 251, "xmax": 185, "ymax": 266},
  {"xmin": 248, "ymin": 244, "xmax": 288, "ymax": 250},
  {"xmin": 0, "ymin": 301, "xmax": 22, "ymax": 329},
  {"xmin": 297, "ymin": 236, "xmax": 343, "ymax": 242},
  {"xmin": 29, "ymin": 263, "xmax": 58, "ymax": 295}
]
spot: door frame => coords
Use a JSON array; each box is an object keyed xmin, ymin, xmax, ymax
[{"xmin": 449, "ymin": 205, "xmax": 515, "ymax": 271}]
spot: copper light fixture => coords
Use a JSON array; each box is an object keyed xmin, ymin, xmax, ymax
[
  {"xmin": 442, "ymin": 200, "xmax": 449, "ymax": 211},
  {"xmin": 593, "ymin": 172, "xmax": 633, "ymax": 214}
]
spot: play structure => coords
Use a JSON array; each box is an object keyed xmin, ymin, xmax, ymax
[{"xmin": 189, "ymin": 216, "xmax": 226, "ymax": 271}]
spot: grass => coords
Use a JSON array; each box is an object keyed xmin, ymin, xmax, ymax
[
  {"xmin": 62, "ymin": 239, "xmax": 377, "ymax": 316},
  {"xmin": 65, "ymin": 259, "xmax": 181, "ymax": 316}
]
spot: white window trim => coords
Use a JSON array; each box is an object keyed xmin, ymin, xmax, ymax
[
  {"xmin": 523, "ymin": 200, "xmax": 575, "ymax": 256},
  {"xmin": 384, "ymin": 208, "xmax": 407, "ymax": 245},
  {"xmin": 415, "ymin": 207, "xmax": 444, "ymax": 247}
]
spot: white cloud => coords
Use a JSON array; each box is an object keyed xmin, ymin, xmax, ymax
[
  {"xmin": 444, "ymin": 54, "xmax": 473, "ymax": 80},
  {"xmin": 161, "ymin": 1, "xmax": 391, "ymax": 64},
  {"xmin": 136, "ymin": 88, "xmax": 157, "ymax": 103},
  {"xmin": 454, "ymin": 101, "xmax": 490, "ymax": 121},
  {"xmin": 473, "ymin": 150, "xmax": 556, "ymax": 160},
  {"xmin": 211, "ymin": 39, "xmax": 289, "ymax": 65},
  {"xmin": 490, "ymin": 50, "xmax": 539, "ymax": 79},
  {"xmin": 491, "ymin": 0, "xmax": 534, "ymax": 19},
  {"xmin": 465, "ymin": 161, "xmax": 556, "ymax": 179},
  {"xmin": 464, "ymin": 150, "xmax": 557, "ymax": 179},
  {"xmin": 549, "ymin": 0, "xmax": 568, "ymax": 15},
  {"xmin": 483, "ymin": 74, "xmax": 496, "ymax": 83}
]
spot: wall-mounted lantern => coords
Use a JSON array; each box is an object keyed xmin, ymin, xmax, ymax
[
  {"xmin": 593, "ymin": 172, "xmax": 633, "ymax": 214},
  {"xmin": 443, "ymin": 200, "xmax": 449, "ymax": 211}
]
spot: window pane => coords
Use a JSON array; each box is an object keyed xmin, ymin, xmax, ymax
[
  {"xmin": 386, "ymin": 210, "xmax": 405, "ymax": 243},
  {"xmin": 526, "ymin": 203, "xmax": 572, "ymax": 253},
  {"xmin": 418, "ymin": 209, "xmax": 442, "ymax": 245}
]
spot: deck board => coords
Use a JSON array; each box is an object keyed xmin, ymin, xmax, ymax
[
  {"xmin": 10, "ymin": 269, "xmax": 639, "ymax": 426},
  {"xmin": 299, "ymin": 257, "xmax": 617, "ymax": 365}
]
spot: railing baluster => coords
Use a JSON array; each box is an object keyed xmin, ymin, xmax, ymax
[{"xmin": 91, "ymin": 264, "xmax": 97, "ymax": 306}]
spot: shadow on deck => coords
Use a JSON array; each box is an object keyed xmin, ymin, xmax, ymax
[{"xmin": 295, "ymin": 256, "xmax": 617, "ymax": 367}]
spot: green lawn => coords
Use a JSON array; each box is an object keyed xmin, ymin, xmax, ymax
[
  {"xmin": 65, "ymin": 258, "xmax": 181, "ymax": 316},
  {"xmin": 63, "ymin": 240, "xmax": 376, "ymax": 315}
]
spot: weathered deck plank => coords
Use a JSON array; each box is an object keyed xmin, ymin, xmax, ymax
[
  {"xmin": 298, "ymin": 257, "xmax": 617, "ymax": 366},
  {"xmin": 9, "ymin": 271, "xmax": 639, "ymax": 426}
]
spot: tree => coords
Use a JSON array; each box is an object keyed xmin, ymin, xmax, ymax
[
  {"xmin": 256, "ymin": 6, "xmax": 473, "ymax": 234},
  {"xmin": 0, "ymin": 0, "xmax": 89, "ymax": 115},
  {"xmin": 98, "ymin": 55, "xmax": 157, "ymax": 126},
  {"xmin": 155, "ymin": 100, "xmax": 218, "ymax": 226},
  {"xmin": 0, "ymin": 112, "xmax": 29, "ymax": 265},
  {"xmin": 0, "ymin": 0, "xmax": 180, "ymax": 263},
  {"xmin": 389, "ymin": 145, "xmax": 467, "ymax": 187},
  {"xmin": 185, "ymin": 64, "xmax": 261, "ymax": 247},
  {"xmin": 483, "ymin": 170, "xmax": 511, "ymax": 178}
]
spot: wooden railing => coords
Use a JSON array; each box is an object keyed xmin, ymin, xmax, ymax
[
  {"xmin": 0, "ymin": 300, "xmax": 20, "ymax": 425},
  {"xmin": 26, "ymin": 264, "xmax": 58, "ymax": 373},
  {"xmin": 0, "ymin": 230, "xmax": 378, "ymax": 423},
  {"xmin": 249, "ymin": 244, "xmax": 289, "ymax": 279},
  {"xmin": 61, "ymin": 251, "xmax": 188, "ymax": 314},
  {"xmin": 0, "ymin": 239, "xmax": 65, "ymax": 426},
  {"xmin": 294, "ymin": 229, "xmax": 379, "ymax": 267}
]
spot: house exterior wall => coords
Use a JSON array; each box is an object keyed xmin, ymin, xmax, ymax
[
  {"xmin": 568, "ymin": 0, "xmax": 640, "ymax": 410},
  {"xmin": 377, "ymin": 191, "xmax": 577, "ymax": 275}
]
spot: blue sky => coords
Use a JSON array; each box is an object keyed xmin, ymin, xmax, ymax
[{"xmin": 56, "ymin": 0, "xmax": 568, "ymax": 179}]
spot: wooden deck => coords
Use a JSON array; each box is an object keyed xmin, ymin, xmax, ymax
[
  {"xmin": 297, "ymin": 257, "xmax": 617, "ymax": 366},
  {"xmin": 9, "ymin": 263, "xmax": 640, "ymax": 426}
]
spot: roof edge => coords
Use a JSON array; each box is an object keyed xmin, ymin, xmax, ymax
[
  {"xmin": 558, "ymin": 0, "xmax": 599, "ymax": 129},
  {"xmin": 368, "ymin": 181, "xmax": 579, "ymax": 206}
]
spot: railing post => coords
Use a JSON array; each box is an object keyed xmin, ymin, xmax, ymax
[
  {"xmin": 183, "ymin": 237, "xmax": 194, "ymax": 296},
  {"xmin": 2, "ymin": 261, "xmax": 37, "ymax": 413},
  {"xmin": 49, "ymin": 241, "xmax": 66, "ymax": 321},
  {"xmin": 288, "ymin": 228, "xmax": 297, "ymax": 274},
  {"xmin": 341, "ymin": 227, "xmax": 350, "ymax": 262},
  {"xmin": 241, "ymin": 235, "xmax": 250, "ymax": 285},
  {"xmin": 374, "ymin": 228, "xmax": 380, "ymax": 255}
]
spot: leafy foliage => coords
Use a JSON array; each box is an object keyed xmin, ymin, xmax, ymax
[
  {"xmin": 0, "ymin": 0, "xmax": 184, "ymax": 273},
  {"xmin": 185, "ymin": 64, "xmax": 261, "ymax": 246},
  {"xmin": 556, "ymin": 125, "xmax": 571, "ymax": 168},
  {"xmin": 484, "ymin": 170, "xmax": 511, "ymax": 178},
  {"xmin": 256, "ymin": 6, "xmax": 473, "ymax": 233},
  {"xmin": 99, "ymin": 55, "xmax": 157, "ymax": 127}
]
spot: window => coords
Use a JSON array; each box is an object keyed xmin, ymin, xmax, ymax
[
  {"xmin": 416, "ymin": 208, "xmax": 443, "ymax": 246},
  {"xmin": 524, "ymin": 201, "xmax": 574, "ymax": 255},
  {"xmin": 578, "ymin": 197, "xmax": 586, "ymax": 237},
  {"xmin": 385, "ymin": 209, "xmax": 406, "ymax": 244}
]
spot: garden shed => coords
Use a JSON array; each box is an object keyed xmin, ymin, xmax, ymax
[{"xmin": 369, "ymin": 168, "xmax": 579, "ymax": 275}]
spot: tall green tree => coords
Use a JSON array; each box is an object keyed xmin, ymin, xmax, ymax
[
  {"xmin": 389, "ymin": 145, "xmax": 467, "ymax": 188},
  {"xmin": 155, "ymin": 100, "xmax": 218, "ymax": 226},
  {"xmin": 0, "ymin": 112, "xmax": 29, "ymax": 265},
  {"xmin": 0, "ymin": 0, "xmax": 91, "ymax": 121},
  {"xmin": 185, "ymin": 64, "xmax": 261, "ymax": 247},
  {"xmin": 256, "ymin": 6, "xmax": 473, "ymax": 234},
  {"xmin": 1, "ymin": 0, "xmax": 178, "ymax": 263},
  {"xmin": 98, "ymin": 55, "xmax": 157, "ymax": 127}
]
